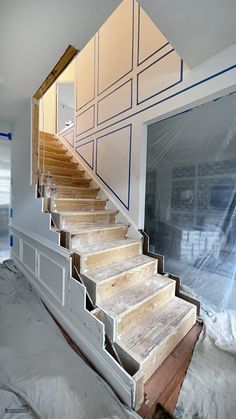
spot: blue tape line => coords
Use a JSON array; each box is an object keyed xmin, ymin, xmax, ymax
[
  {"xmin": 0, "ymin": 132, "xmax": 12, "ymax": 140},
  {"xmin": 10, "ymin": 235, "xmax": 13, "ymax": 247}
]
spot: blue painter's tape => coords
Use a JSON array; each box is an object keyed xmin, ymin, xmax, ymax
[
  {"xmin": 10, "ymin": 235, "xmax": 13, "ymax": 247},
  {"xmin": 9, "ymin": 208, "xmax": 13, "ymax": 218},
  {"xmin": 0, "ymin": 132, "xmax": 12, "ymax": 140}
]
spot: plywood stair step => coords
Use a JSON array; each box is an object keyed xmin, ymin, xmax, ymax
[
  {"xmin": 55, "ymin": 186, "xmax": 99, "ymax": 199},
  {"xmin": 64, "ymin": 223, "xmax": 129, "ymax": 247},
  {"xmin": 75, "ymin": 238, "xmax": 142, "ymax": 272},
  {"xmin": 99, "ymin": 275, "xmax": 175, "ymax": 337},
  {"xmin": 42, "ymin": 165, "xmax": 84, "ymax": 177},
  {"xmin": 40, "ymin": 157, "xmax": 78, "ymax": 168},
  {"xmin": 51, "ymin": 198, "xmax": 107, "ymax": 212},
  {"xmin": 115, "ymin": 297, "xmax": 197, "ymax": 382},
  {"xmin": 52, "ymin": 209, "xmax": 118, "ymax": 229},
  {"xmin": 43, "ymin": 175, "xmax": 91, "ymax": 187},
  {"xmin": 86, "ymin": 254, "xmax": 158, "ymax": 303},
  {"xmin": 41, "ymin": 151, "xmax": 73, "ymax": 161},
  {"xmin": 40, "ymin": 144, "xmax": 67, "ymax": 154}
]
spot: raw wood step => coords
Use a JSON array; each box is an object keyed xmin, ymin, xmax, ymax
[
  {"xmin": 65, "ymin": 223, "xmax": 129, "ymax": 248},
  {"xmin": 85, "ymin": 254, "xmax": 158, "ymax": 303},
  {"xmin": 55, "ymin": 186, "xmax": 99, "ymax": 199},
  {"xmin": 76, "ymin": 238, "xmax": 142, "ymax": 272},
  {"xmin": 51, "ymin": 198, "xmax": 107, "ymax": 212},
  {"xmin": 42, "ymin": 165, "xmax": 84, "ymax": 177},
  {"xmin": 53, "ymin": 210, "xmax": 118, "ymax": 229},
  {"xmin": 47, "ymin": 175, "xmax": 91, "ymax": 187},
  {"xmin": 41, "ymin": 151, "xmax": 73, "ymax": 162},
  {"xmin": 40, "ymin": 144, "xmax": 66, "ymax": 154},
  {"xmin": 99, "ymin": 275, "xmax": 175, "ymax": 337},
  {"xmin": 40, "ymin": 157, "xmax": 78, "ymax": 168},
  {"xmin": 115, "ymin": 297, "xmax": 197, "ymax": 382}
]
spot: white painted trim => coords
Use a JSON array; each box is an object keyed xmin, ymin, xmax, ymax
[
  {"xmin": 38, "ymin": 250, "xmax": 66, "ymax": 306},
  {"xmin": 22, "ymin": 240, "xmax": 37, "ymax": 276},
  {"xmin": 12, "ymin": 255, "xmax": 136, "ymax": 409},
  {"xmin": 10, "ymin": 224, "xmax": 69, "ymax": 258}
]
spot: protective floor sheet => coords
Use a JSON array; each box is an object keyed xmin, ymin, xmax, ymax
[
  {"xmin": 0, "ymin": 260, "xmax": 139, "ymax": 419},
  {"xmin": 175, "ymin": 310, "xmax": 236, "ymax": 419}
]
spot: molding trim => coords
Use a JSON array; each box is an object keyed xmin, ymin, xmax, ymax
[
  {"xmin": 76, "ymin": 104, "xmax": 95, "ymax": 137},
  {"xmin": 95, "ymin": 124, "xmax": 132, "ymax": 209},
  {"xmin": 97, "ymin": 78, "xmax": 133, "ymax": 126},
  {"xmin": 137, "ymin": 49, "xmax": 183, "ymax": 105},
  {"xmin": 97, "ymin": 0, "xmax": 135, "ymax": 96},
  {"xmin": 76, "ymin": 37, "xmax": 96, "ymax": 112},
  {"xmin": 38, "ymin": 251, "xmax": 66, "ymax": 306},
  {"xmin": 10, "ymin": 224, "xmax": 69, "ymax": 258},
  {"xmin": 75, "ymin": 140, "xmax": 94, "ymax": 170},
  {"xmin": 75, "ymin": 62, "xmax": 236, "ymax": 144},
  {"xmin": 137, "ymin": 4, "xmax": 169, "ymax": 67}
]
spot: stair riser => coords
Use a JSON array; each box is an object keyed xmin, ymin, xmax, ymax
[
  {"xmin": 55, "ymin": 190, "xmax": 98, "ymax": 199},
  {"xmin": 51, "ymin": 178, "xmax": 91, "ymax": 187},
  {"xmin": 96, "ymin": 260, "xmax": 158, "ymax": 303},
  {"xmin": 40, "ymin": 146, "xmax": 66, "ymax": 154},
  {"xmin": 141, "ymin": 308, "xmax": 196, "ymax": 382},
  {"xmin": 42, "ymin": 153, "xmax": 72, "ymax": 162},
  {"xmin": 60, "ymin": 212, "xmax": 117, "ymax": 229},
  {"xmin": 42, "ymin": 166, "xmax": 84, "ymax": 176},
  {"xmin": 117, "ymin": 282, "xmax": 176, "ymax": 336},
  {"xmin": 51, "ymin": 200, "xmax": 107, "ymax": 212},
  {"xmin": 40, "ymin": 158, "xmax": 78, "ymax": 168},
  {"xmin": 81, "ymin": 242, "xmax": 142, "ymax": 272},
  {"xmin": 71, "ymin": 226, "xmax": 128, "ymax": 248}
]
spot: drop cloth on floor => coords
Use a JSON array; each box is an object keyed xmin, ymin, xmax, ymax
[
  {"xmin": 0, "ymin": 260, "xmax": 140, "ymax": 419},
  {"xmin": 175, "ymin": 310, "xmax": 236, "ymax": 419}
]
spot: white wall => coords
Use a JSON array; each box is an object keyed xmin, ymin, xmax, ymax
[
  {"xmin": 39, "ymin": 59, "xmax": 76, "ymax": 134},
  {"xmin": 11, "ymin": 99, "xmax": 58, "ymax": 243},
  {"xmin": 73, "ymin": 0, "xmax": 236, "ymax": 229}
]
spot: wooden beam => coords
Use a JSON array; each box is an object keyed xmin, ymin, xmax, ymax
[{"xmin": 33, "ymin": 45, "xmax": 78, "ymax": 100}]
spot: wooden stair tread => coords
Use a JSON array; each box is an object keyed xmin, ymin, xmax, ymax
[
  {"xmin": 53, "ymin": 198, "xmax": 105, "ymax": 202},
  {"xmin": 117, "ymin": 297, "xmax": 196, "ymax": 362},
  {"xmin": 49, "ymin": 174, "xmax": 90, "ymax": 181},
  {"xmin": 56, "ymin": 186, "xmax": 99, "ymax": 192},
  {"xmin": 99, "ymin": 274, "xmax": 174, "ymax": 317},
  {"xmin": 86, "ymin": 254, "xmax": 155, "ymax": 283},
  {"xmin": 63, "ymin": 223, "xmax": 128, "ymax": 233},
  {"xmin": 57, "ymin": 209, "xmax": 117, "ymax": 216},
  {"xmin": 74, "ymin": 238, "xmax": 141, "ymax": 256}
]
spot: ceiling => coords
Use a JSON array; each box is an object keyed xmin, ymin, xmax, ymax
[
  {"xmin": 138, "ymin": 0, "xmax": 236, "ymax": 68},
  {"xmin": 0, "ymin": 0, "xmax": 121, "ymax": 126}
]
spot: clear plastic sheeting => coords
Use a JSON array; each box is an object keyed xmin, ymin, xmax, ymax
[{"xmin": 145, "ymin": 92, "xmax": 236, "ymax": 314}]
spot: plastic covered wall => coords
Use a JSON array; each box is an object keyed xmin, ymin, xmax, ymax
[
  {"xmin": 145, "ymin": 92, "xmax": 236, "ymax": 313},
  {"xmin": 0, "ymin": 140, "xmax": 11, "ymax": 262}
]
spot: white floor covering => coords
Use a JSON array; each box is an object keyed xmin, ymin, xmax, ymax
[
  {"xmin": 0, "ymin": 260, "xmax": 140, "ymax": 419},
  {"xmin": 175, "ymin": 310, "xmax": 236, "ymax": 419}
]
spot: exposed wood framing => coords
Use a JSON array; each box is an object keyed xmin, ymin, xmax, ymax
[{"xmin": 33, "ymin": 45, "xmax": 78, "ymax": 100}]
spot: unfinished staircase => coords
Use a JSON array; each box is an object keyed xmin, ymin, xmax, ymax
[{"xmin": 39, "ymin": 131, "xmax": 197, "ymax": 410}]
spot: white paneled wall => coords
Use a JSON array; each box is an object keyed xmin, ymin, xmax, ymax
[{"xmin": 72, "ymin": 0, "xmax": 236, "ymax": 228}]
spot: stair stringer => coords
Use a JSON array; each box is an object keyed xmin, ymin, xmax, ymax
[
  {"xmin": 10, "ymin": 226, "xmax": 138, "ymax": 410},
  {"xmin": 57, "ymin": 129, "xmax": 141, "ymax": 241}
]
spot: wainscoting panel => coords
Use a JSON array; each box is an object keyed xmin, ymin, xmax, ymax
[
  {"xmin": 137, "ymin": 50, "xmax": 183, "ymax": 105},
  {"xmin": 12, "ymin": 235, "xmax": 21, "ymax": 258},
  {"xmin": 22, "ymin": 242, "xmax": 37, "ymax": 276},
  {"xmin": 137, "ymin": 5, "xmax": 169, "ymax": 66},
  {"xmin": 76, "ymin": 140, "xmax": 94, "ymax": 169},
  {"xmin": 97, "ymin": 79, "xmax": 132, "ymax": 125},
  {"xmin": 76, "ymin": 105, "xmax": 95, "ymax": 136},
  {"xmin": 38, "ymin": 252, "xmax": 65, "ymax": 305},
  {"xmin": 98, "ymin": 0, "xmax": 133, "ymax": 95},
  {"xmin": 96, "ymin": 124, "xmax": 132, "ymax": 208},
  {"xmin": 76, "ymin": 37, "xmax": 95, "ymax": 110},
  {"xmin": 62, "ymin": 127, "xmax": 74, "ymax": 147}
]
